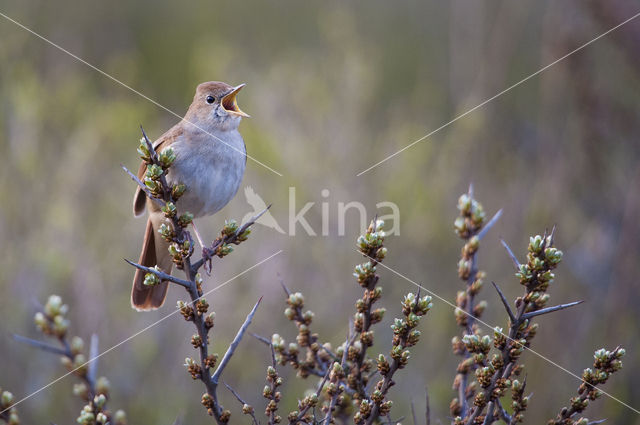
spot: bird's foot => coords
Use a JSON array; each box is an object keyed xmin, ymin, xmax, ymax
[{"xmin": 202, "ymin": 247, "xmax": 214, "ymax": 275}]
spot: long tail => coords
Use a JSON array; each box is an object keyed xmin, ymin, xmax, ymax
[{"xmin": 131, "ymin": 212, "xmax": 173, "ymax": 310}]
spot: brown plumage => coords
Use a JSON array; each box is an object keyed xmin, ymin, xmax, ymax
[{"xmin": 131, "ymin": 81, "xmax": 248, "ymax": 311}]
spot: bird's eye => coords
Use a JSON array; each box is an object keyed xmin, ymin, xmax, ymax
[{"xmin": 206, "ymin": 95, "xmax": 215, "ymax": 104}]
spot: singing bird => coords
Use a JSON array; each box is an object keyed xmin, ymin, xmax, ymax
[{"xmin": 131, "ymin": 81, "xmax": 249, "ymax": 311}]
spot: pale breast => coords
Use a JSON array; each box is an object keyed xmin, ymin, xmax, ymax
[{"xmin": 165, "ymin": 130, "xmax": 246, "ymax": 218}]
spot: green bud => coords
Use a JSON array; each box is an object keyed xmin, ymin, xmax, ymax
[
  {"xmin": 158, "ymin": 223, "xmax": 174, "ymax": 241},
  {"xmin": 146, "ymin": 164, "xmax": 163, "ymax": 180},
  {"xmin": 144, "ymin": 178, "xmax": 160, "ymax": 194},
  {"xmin": 168, "ymin": 243, "xmax": 181, "ymax": 258},
  {"xmin": 263, "ymin": 385, "xmax": 272, "ymax": 398},
  {"xmin": 236, "ymin": 228, "xmax": 251, "ymax": 242},
  {"xmin": 44, "ymin": 295, "xmax": 63, "ymax": 317},
  {"xmin": 222, "ymin": 220, "xmax": 239, "ymax": 236},
  {"xmin": 162, "ymin": 202, "xmax": 177, "ymax": 218},
  {"xmin": 8, "ymin": 411, "xmax": 19, "ymax": 425},
  {"xmin": 217, "ymin": 243, "xmax": 233, "ymax": 257},
  {"xmin": 96, "ymin": 376, "xmax": 111, "ymax": 396},
  {"xmin": 528, "ymin": 235, "xmax": 544, "ymax": 253},
  {"xmin": 94, "ymin": 394, "xmax": 107, "ymax": 409},
  {"xmin": 178, "ymin": 212, "xmax": 194, "ymax": 227},
  {"xmin": 137, "ymin": 138, "xmax": 151, "ymax": 160},
  {"xmin": 271, "ymin": 334, "xmax": 285, "ymax": 350},
  {"xmin": 1, "ymin": 391, "xmax": 14, "ymax": 407},
  {"xmin": 73, "ymin": 383, "xmax": 89, "ymax": 399},
  {"xmin": 143, "ymin": 271, "xmax": 161, "ymax": 287},
  {"xmin": 70, "ymin": 336, "xmax": 84, "ymax": 355},
  {"xmin": 158, "ymin": 147, "xmax": 176, "ymax": 168},
  {"xmin": 34, "ymin": 311, "xmax": 47, "ymax": 331},
  {"xmin": 53, "ymin": 315, "xmax": 70, "ymax": 337},
  {"xmin": 171, "ymin": 183, "xmax": 187, "ymax": 199}
]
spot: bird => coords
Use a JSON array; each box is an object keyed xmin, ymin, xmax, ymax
[
  {"xmin": 242, "ymin": 186, "xmax": 285, "ymax": 234},
  {"xmin": 131, "ymin": 81, "xmax": 249, "ymax": 311}
]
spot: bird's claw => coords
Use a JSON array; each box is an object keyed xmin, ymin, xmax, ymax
[{"xmin": 202, "ymin": 247, "xmax": 214, "ymax": 275}]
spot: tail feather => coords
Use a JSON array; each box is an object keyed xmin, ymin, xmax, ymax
[{"xmin": 131, "ymin": 213, "xmax": 172, "ymax": 311}]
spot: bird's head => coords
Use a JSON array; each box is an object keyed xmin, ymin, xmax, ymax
[{"xmin": 185, "ymin": 81, "xmax": 249, "ymax": 131}]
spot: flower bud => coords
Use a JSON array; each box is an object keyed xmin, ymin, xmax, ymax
[
  {"xmin": 1, "ymin": 391, "xmax": 14, "ymax": 407},
  {"xmin": 70, "ymin": 336, "xmax": 84, "ymax": 355}
]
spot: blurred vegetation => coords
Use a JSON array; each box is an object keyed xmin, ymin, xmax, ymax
[{"xmin": 0, "ymin": 0, "xmax": 639, "ymax": 423}]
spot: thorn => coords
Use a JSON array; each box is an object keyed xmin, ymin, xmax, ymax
[
  {"xmin": 477, "ymin": 209, "xmax": 503, "ymax": 240},
  {"xmin": 13, "ymin": 334, "xmax": 69, "ymax": 356},
  {"xmin": 279, "ymin": 276, "xmax": 291, "ymax": 297},
  {"xmin": 211, "ymin": 298, "xmax": 262, "ymax": 385},
  {"xmin": 500, "ymin": 238, "xmax": 521, "ymax": 269},
  {"xmin": 549, "ymin": 224, "xmax": 557, "ymax": 245},
  {"xmin": 250, "ymin": 332, "xmax": 271, "ymax": 345},
  {"xmin": 491, "ymin": 281, "xmax": 516, "ymax": 323},
  {"xmin": 88, "ymin": 334, "xmax": 99, "ymax": 384},
  {"xmin": 521, "ymin": 300, "xmax": 584, "ymax": 320}
]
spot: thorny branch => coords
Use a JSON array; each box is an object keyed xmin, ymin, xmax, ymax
[
  {"xmin": 124, "ymin": 127, "xmax": 265, "ymax": 424},
  {"xmin": 13, "ymin": 296, "xmax": 126, "ymax": 424},
  {"xmin": 451, "ymin": 188, "xmax": 501, "ymax": 418},
  {"xmin": 463, "ymin": 231, "xmax": 579, "ymax": 425}
]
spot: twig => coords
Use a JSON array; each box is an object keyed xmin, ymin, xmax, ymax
[
  {"xmin": 410, "ymin": 400, "xmax": 418, "ymax": 425},
  {"xmin": 120, "ymin": 164, "xmax": 164, "ymax": 208},
  {"xmin": 87, "ymin": 334, "xmax": 99, "ymax": 387},
  {"xmin": 465, "ymin": 233, "xmax": 564, "ymax": 425},
  {"xmin": 267, "ymin": 344, "xmax": 279, "ymax": 425},
  {"xmin": 520, "ymin": 300, "xmax": 583, "ymax": 320},
  {"xmin": 124, "ymin": 259, "xmax": 192, "ymax": 288},
  {"xmin": 212, "ymin": 298, "xmax": 262, "ymax": 387},
  {"xmin": 425, "ymin": 387, "xmax": 430, "ymax": 425},
  {"xmin": 494, "ymin": 400, "xmax": 512, "ymax": 424},
  {"xmin": 280, "ymin": 279, "xmax": 292, "ymax": 297},
  {"xmin": 482, "ymin": 403, "xmax": 496, "ymax": 425},
  {"xmin": 452, "ymin": 192, "xmax": 499, "ymax": 418},
  {"xmin": 191, "ymin": 207, "xmax": 270, "ymax": 272},
  {"xmin": 251, "ymin": 333, "xmax": 272, "ymax": 345},
  {"xmin": 223, "ymin": 381, "xmax": 260, "ymax": 425},
  {"xmin": 251, "ymin": 332, "xmax": 327, "ymax": 378},
  {"xmin": 289, "ymin": 367, "xmax": 331, "ymax": 425},
  {"xmin": 323, "ymin": 329, "xmax": 353, "ymax": 425},
  {"xmin": 12, "ymin": 334, "xmax": 69, "ymax": 356}
]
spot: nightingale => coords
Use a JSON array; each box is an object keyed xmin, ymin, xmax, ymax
[{"xmin": 131, "ymin": 81, "xmax": 249, "ymax": 311}]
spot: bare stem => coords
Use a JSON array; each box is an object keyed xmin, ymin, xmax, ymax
[
  {"xmin": 520, "ymin": 301, "xmax": 583, "ymax": 320},
  {"xmin": 124, "ymin": 259, "xmax": 192, "ymax": 288},
  {"xmin": 212, "ymin": 298, "xmax": 263, "ymax": 387},
  {"xmin": 223, "ymin": 381, "xmax": 260, "ymax": 425}
]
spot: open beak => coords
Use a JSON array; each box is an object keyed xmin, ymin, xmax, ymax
[{"xmin": 221, "ymin": 84, "xmax": 250, "ymax": 117}]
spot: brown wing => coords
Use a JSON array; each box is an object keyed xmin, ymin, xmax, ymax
[{"xmin": 132, "ymin": 125, "xmax": 184, "ymax": 216}]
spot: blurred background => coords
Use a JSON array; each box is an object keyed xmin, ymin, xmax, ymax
[{"xmin": 1, "ymin": 0, "xmax": 639, "ymax": 423}]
